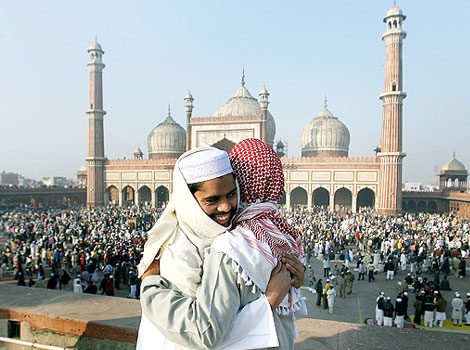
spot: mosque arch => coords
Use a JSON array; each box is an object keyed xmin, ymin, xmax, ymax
[
  {"xmin": 138, "ymin": 185, "xmax": 151, "ymax": 204},
  {"xmin": 334, "ymin": 187, "xmax": 352, "ymax": 211},
  {"xmin": 428, "ymin": 201, "xmax": 437, "ymax": 213},
  {"xmin": 406, "ymin": 200, "xmax": 416, "ymax": 212},
  {"xmin": 312, "ymin": 187, "xmax": 329, "ymax": 207},
  {"xmin": 290, "ymin": 187, "xmax": 307, "ymax": 207},
  {"xmin": 122, "ymin": 185, "xmax": 135, "ymax": 205},
  {"xmin": 356, "ymin": 188, "xmax": 375, "ymax": 210},
  {"xmin": 105, "ymin": 185, "xmax": 119, "ymax": 204},
  {"xmin": 417, "ymin": 200, "xmax": 426, "ymax": 212},
  {"xmin": 156, "ymin": 185, "xmax": 169, "ymax": 206}
]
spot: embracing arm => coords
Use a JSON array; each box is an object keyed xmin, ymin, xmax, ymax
[
  {"xmin": 141, "ymin": 250, "xmax": 291, "ymax": 349},
  {"xmin": 141, "ymin": 250, "xmax": 242, "ymax": 349}
]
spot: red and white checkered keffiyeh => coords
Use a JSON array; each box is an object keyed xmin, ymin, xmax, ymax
[{"xmin": 229, "ymin": 138, "xmax": 303, "ymax": 261}]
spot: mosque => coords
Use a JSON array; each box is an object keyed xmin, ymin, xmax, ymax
[{"xmin": 78, "ymin": 4, "xmax": 469, "ymax": 218}]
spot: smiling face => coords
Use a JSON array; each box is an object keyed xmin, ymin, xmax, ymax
[{"xmin": 192, "ymin": 173, "xmax": 238, "ymax": 227}]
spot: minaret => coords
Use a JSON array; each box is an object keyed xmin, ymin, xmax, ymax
[
  {"xmin": 85, "ymin": 41, "xmax": 106, "ymax": 207},
  {"xmin": 377, "ymin": 5, "xmax": 407, "ymax": 216},
  {"xmin": 259, "ymin": 84, "xmax": 269, "ymax": 144},
  {"xmin": 184, "ymin": 90, "xmax": 194, "ymax": 151}
]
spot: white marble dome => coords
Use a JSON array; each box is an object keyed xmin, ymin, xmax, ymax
[
  {"xmin": 442, "ymin": 153, "xmax": 466, "ymax": 172},
  {"xmin": 301, "ymin": 101, "xmax": 350, "ymax": 157},
  {"xmin": 214, "ymin": 77, "xmax": 276, "ymax": 146},
  {"xmin": 386, "ymin": 5, "xmax": 403, "ymax": 18},
  {"xmin": 148, "ymin": 110, "xmax": 186, "ymax": 159},
  {"xmin": 88, "ymin": 41, "xmax": 103, "ymax": 51}
]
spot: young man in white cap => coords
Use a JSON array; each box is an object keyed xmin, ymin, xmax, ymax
[
  {"xmin": 137, "ymin": 147, "xmax": 298, "ymax": 349},
  {"xmin": 375, "ymin": 292, "xmax": 385, "ymax": 326},
  {"xmin": 452, "ymin": 292, "xmax": 464, "ymax": 326}
]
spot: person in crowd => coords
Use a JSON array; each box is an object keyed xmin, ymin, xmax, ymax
[
  {"xmin": 413, "ymin": 291, "xmax": 425, "ymax": 325},
  {"xmin": 383, "ymin": 296, "xmax": 394, "ymax": 327},
  {"xmin": 73, "ymin": 273, "xmax": 83, "ymax": 293},
  {"xmin": 452, "ymin": 292, "xmax": 464, "ymax": 326},
  {"xmin": 423, "ymin": 294, "xmax": 436, "ymax": 328},
  {"xmin": 395, "ymin": 297, "xmax": 406, "ymax": 328},
  {"xmin": 326, "ymin": 285, "xmax": 337, "ymax": 314},
  {"xmin": 315, "ymin": 278, "xmax": 323, "ymax": 307},
  {"xmin": 376, "ymin": 292, "xmax": 385, "ymax": 326},
  {"xmin": 433, "ymin": 291, "xmax": 447, "ymax": 328}
]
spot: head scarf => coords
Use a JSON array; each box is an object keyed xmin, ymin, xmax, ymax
[
  {"xmin": 137, "ymin": 147, "xmax": 236, "ymax": 280},
  {"xmin": 229, "ymin": 138, "xmax": 303, "ymax": 260}
]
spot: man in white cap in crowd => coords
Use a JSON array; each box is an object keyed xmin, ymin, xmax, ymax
[
  {"xmin": 434, "ymin": 291, "xmax": 447, "ymax": 328},
  {"xmin": 375, "ymin": 292, "xmax": 385, "ymax": 326},
  {"xmin": 137, "ymin": 147, "xmax": 300, "ymax": 349},
  {"xmin": 383, "ymin": 296, "xmax": 394, "ymax": 327},
  {"xmin": 452, "ymin": 292, "xmax": 464, "ymax": 326}
]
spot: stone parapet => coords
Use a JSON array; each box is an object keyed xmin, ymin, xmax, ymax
[{"xmin": 0, "ymin": 284, "xmax": 139, "ymax": 349}]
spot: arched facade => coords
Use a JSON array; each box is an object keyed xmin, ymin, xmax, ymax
[{"xmin": 282, "ymin": 159, "xmax": 379, "ymax": 212}]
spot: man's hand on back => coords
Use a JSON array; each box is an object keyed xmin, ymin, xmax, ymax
[
  {"xmin": 282, "ymin": 254, "xmax": 305, "ymax": 288},
  {"xmin": 265, "ymin": 262, "xmax": 291, "ymax": 310}
]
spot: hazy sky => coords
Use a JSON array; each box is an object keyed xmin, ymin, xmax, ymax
[{"xmin": 1, "ymin": 0, "xmax": 468, "ymax": 184}]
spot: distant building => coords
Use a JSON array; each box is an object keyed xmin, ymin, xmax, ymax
[
  {"xmin": 0, "ymin": 172, "xmax": 19, "ymax": 186},
  {"xmin": 41, "ymin": 176, "xmax": 75, "ymax": 187},
  {"xmin": 403, "ymin": 153, "xmax": 470, "ymax": 219},
  {"xmin": 403, "ymin": 182, "xmax": 424, "ymax": 192}
]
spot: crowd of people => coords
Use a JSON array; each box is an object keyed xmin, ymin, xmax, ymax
[
  {"xmin": 281, "ymin": 205, "xmax": 470, "ymax": 327},
  {"xmin": 0, "ymin": 204, "xmax": 162, "ymax": 298},
  {"xmin": 1, "ymin": 203, "xmax": 469, "ymax": 327}
]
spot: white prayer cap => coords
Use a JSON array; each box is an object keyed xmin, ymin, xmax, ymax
[{"xmin": 178, "ymin": 147, "xmax": 232, "ymax": 184}]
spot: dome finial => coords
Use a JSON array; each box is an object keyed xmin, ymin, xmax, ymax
[
  {"xmin": 241, "ymin": 66, "xmax": 245, "ymax": 87},
  {"xmin": 168, "ymin": 104, "xmax": 171, "ymax": 117},
  {"xmin": 453, "ymin": 150, "xmax": 456, "ymax": 158},
  {"xmin": 324, "ymin": 95, "xmax": 328, "ymax": 109}
]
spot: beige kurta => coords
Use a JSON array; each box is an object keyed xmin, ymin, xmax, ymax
[{"xmin": 141, "ymin": 249, "xmax": 294, "ymax": 350}]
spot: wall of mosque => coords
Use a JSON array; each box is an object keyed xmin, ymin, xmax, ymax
[
  {"xmin": 189, "ymin": 116, "xmax": 262, "ymax": 149},
  {"xmin": 279, "ymin": 157, "xmax": 379, "ymax": 212}
]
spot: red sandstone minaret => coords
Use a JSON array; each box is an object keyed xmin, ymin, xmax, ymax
[
  {"xmin": 377, "ymin": 5, "xmax": 407, "ymax": 216},
  {"xmin": 85, "ymin": 41, "xmax": 106, "ymax": 207}
]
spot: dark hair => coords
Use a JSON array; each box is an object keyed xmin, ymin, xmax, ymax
[
  {"xmin": 187, "ymin": 173, "xmax": 235, "ymax": 194},
  {"xmin": 188, "ymin": 181, "xmax": 204, "ymax": 194}
]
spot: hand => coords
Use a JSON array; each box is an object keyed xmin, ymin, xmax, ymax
[
  {"xmin": 142, "ymin": 258, "xmax": 160, "ymax": 281},
  {"xmin": 282, "ymin": 254, "xmax": 304, "ymax": 288},
  {"xmin": 265, "ymin": 262, "xmax": 291, "ymax": 310}
]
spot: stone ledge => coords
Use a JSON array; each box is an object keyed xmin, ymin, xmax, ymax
[{"xmin": 0, "ymin": 284, "xmax": 140, "ymax": 344}]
